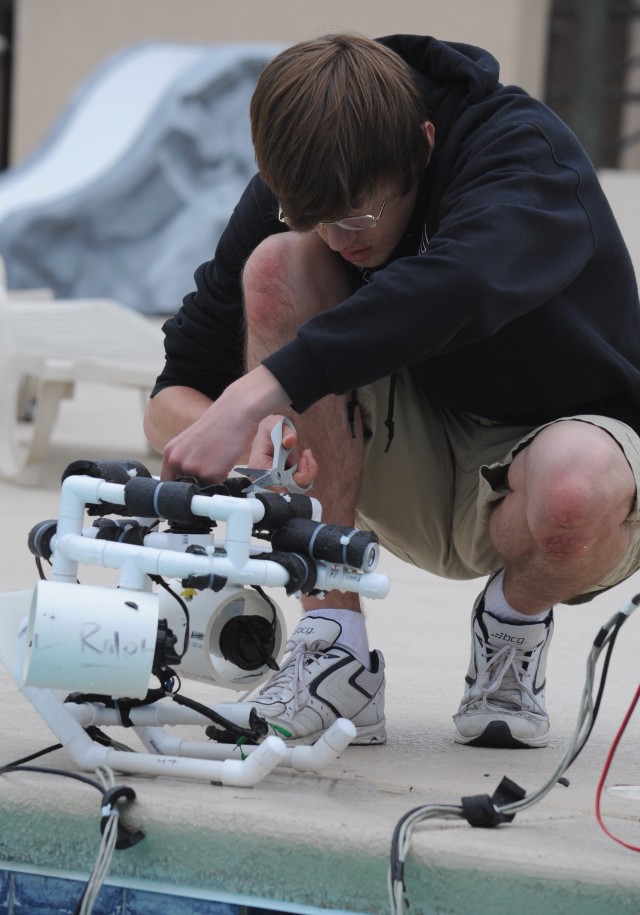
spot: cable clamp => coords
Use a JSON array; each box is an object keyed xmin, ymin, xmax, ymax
[
  {"xmin": 99, "ymin": 785, "xmax": 145, "ymax": 849},
  {"xmin": 461, "ymin": 776, "xmax": 526, "ymax": 828}
]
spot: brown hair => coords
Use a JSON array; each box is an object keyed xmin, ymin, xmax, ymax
[{"xmin": 250, "ymin": 34, "xmax": 429, "ymax": 229}]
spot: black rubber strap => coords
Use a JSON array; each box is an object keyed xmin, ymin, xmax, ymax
[{"xmin": 461, "ymin": 776, "xmax": 526, "ymax": 828}]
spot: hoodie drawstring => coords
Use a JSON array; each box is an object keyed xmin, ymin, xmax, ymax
[
  {"xmin": 345, "ymin": 373, "xmax": 396, "ymax": 453},
  {"xmin": 384, "ymin": 373, "xmax": 396, "ymax": 453},
  {"xmin": 347, "ymin": 390, "xmax": 359, "ymax": 439}
]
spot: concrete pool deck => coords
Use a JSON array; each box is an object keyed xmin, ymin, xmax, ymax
[{"xmin": 1, "ymin": 380, "xmax": 640, "ymax": 915}]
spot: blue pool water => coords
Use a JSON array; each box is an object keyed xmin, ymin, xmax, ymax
[{"xmin": 0, "ymin": 866, "xmax": 368, "ymax": 915}]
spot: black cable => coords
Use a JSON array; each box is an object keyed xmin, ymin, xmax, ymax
[
  {"xmin": 149, "ymin": 574, "xmax": 190, "ymax": 658},
  {"xmin": 251, "ymin": 584, "xmax": 280, "ymax": 670},
  {"xmin": 0, "ymin": 762, "xmax": 145, "ymax": 848},
  {"xmin": 35, "ymin": 553, "xmax": 80, "ymax": 585},
  {"xmin": 566, "ymin": 612, "xmax": 624, "ymax": 767},
  {"xmin": 168, "ymin": 689, "xmax": 268, "ymax": 743},
  {"xmin": 388, "ymin": 598, "xmax": 639, "ymax": 915},
  {"xmin": 0, "ymin": 763, "xmax": 105, "ymax": 793},
  {"xmin": 1, "ymin": 743, "xmax": 63, "ymax": 768}
]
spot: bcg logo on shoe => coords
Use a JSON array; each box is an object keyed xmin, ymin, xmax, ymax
[{"xmin": 491, "ymin": 631, "xmax": 526, "ymax": 645}]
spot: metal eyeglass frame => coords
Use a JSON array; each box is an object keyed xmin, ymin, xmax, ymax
[{"xmin": 278, "ymin": 192, "xmax": 389, "ymax": 232}]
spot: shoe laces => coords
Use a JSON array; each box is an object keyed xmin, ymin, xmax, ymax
[
  {"xmin": 463, "ymin": 641, "xmax": 547, "ymax": 717},
  {"xmin": 249, "ymin": 639, "xmax": 329, "ymax": 712}
]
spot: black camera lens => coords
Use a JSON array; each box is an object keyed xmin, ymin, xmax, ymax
[{"xmin": 219, "ymin": 615, "xmax": 276, "ymax": 671}]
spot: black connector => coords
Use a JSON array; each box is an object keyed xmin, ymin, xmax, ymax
[
  {"xmin": 461, "ymin": 776, "xmax": 526, "ymax": 828},
  {"xmin": 28, "ymin": 519, "xmax": 57, "ymax": 560},
  {"xmin": 99, "ymin": 785, "xmax": 145, "ymax": 849}
]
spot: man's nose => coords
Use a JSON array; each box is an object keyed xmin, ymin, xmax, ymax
[{"xmin": 320, "ymin": 224, "xmax": 355, "ymax": 251}]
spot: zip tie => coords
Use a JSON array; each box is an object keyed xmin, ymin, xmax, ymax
[{"xmin": 99, "ymin": 785, "xmax": 145, "ymax": 850}]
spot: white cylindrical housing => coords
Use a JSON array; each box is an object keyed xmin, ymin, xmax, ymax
[
  {"xmin": 159, "ymin": 582, "xmax": 286, "ymax": 690},
  {"xmin": 23, "ymin": 580, "xmax": 159, "ymax": 698}
]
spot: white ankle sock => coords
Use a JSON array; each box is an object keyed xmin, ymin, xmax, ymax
[
  {"xmin": 304, "ymin": 608, "xmax": 371, "ymax": 668},
  {"xmin": 485, "ymin": 570, "xmax": 551, "ymax": 623}
]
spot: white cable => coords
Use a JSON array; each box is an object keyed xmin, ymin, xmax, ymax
[
  {"xmin": 77, "ymin": 766, "xmax": 120, "ymax": 915},
  {"xmin": 388, "ymin": 805, "xmax": 464, "ymax": 915},
  {"xmin": 500, "ymin": 605, "xmax": 628, "ymax": 816},
  {"xmin": 388, "ymin": 599, "xmax": 639, "ymax": 915}
]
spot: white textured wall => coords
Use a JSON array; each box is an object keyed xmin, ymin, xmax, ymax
[{"xmin": 11, "ymin": 0, "xmax": 552, "ymax": 164}]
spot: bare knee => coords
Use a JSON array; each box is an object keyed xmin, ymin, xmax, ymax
[
  {"xmin": 530, "ymin": 473, "xmax": 606, "ymax": 559},
  {"xmin": 242, "ymin": 232, "xmax": 353, "ymax": 337},
  {"xmin": 242, "ymin": 236, "xmax": 296, "ymax": 336},
  {"xmin": 243, "ymin": 235, "xmax": 294, "ymax": 302},
  {"xmin": 515, "ymin": 422, "xmax": 635, "ymax": 559}
]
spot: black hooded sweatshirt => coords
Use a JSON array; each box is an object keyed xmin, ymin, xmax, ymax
[{"xmin": 153, "ymin": 35, "xmax": 640, "ymax": 434}]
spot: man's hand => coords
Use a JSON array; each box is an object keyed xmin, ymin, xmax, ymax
[
  {"xmin": 143, "ymin": 386, "xmax": 213, "ymax": 455},
  {"xmin": 247, "ymin": 415, "xmax": 318, "ymax": 491},
  {"xmin": 159, "ymin": 365, "xmax": 293, "ymax": 483},
  {"xmin": 161, "ymin": 403, "xmax": 258, "ymax": 483}
]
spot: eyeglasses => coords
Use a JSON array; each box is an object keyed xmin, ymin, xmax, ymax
[{"xmin": 278, "ymin": 192, "xmax": 389, "ymax": 232}]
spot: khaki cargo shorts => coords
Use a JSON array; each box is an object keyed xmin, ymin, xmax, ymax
[{"xmin": 355, "ymin": 369, "xmax": 640, "ymax": 603}]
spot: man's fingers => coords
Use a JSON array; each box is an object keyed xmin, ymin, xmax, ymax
[
  {"xmin": 293, "ymin": 448, "xmax": 318, "ymax": 486},
  {"xmin": 281, "ymin": 427, "xmax": 298, "ymax": 450}
]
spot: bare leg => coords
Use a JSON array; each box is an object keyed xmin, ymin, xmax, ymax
[
  {"xmin": 489, "ymin": 420, "xmax": 636, "ymax": 614},
  {"xmin": 242, "ymin": 232, "xmax": 364, "ymax": 611}
]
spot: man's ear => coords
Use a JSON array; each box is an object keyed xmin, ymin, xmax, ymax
[
  {"xmin": 422, "ymin": 121, "xmax": 435, "ymax": 165},
  {"xmin": 422, "ymin": 121, "xmax": 436, "ymax": 167}
]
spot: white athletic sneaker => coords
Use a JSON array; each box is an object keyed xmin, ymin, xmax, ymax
[
  {"xmin": 454, "ymin": 580, "xmax": 553, "ymax": 748},
  {"xmin": 213, "ymin": 617, "xmax": 386, "ymax": 745}
]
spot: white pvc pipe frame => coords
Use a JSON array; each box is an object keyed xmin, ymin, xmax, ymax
[
  {"xmin": 18, "ymin": 474, "xmax": 385, "ymax": 785},
  {"xmin": 22, "ymin": 684, "xmax": 357, "ymax": 786},
  {"xmin": 50, "ymin": 475, "xmax": 390, "ymax": 599}
]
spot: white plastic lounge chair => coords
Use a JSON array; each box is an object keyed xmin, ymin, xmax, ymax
[
  {"xmin": 0, "ymin": 41, "xmax": 279, "ymax": 314},
  {"xmin": 0, "ymin": 270, "xmax": 165, "ymax": 485}
]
